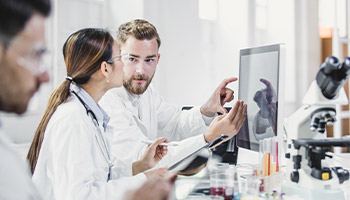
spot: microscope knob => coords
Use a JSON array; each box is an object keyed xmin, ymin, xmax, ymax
[
  {"xmin": 291, "ymin": 171, "xmax": 299, "ymax": 183},
  {"xmin": 317, "ymin": 121, "xmax": 326, "ymax": 133},
  {"xmin": 292, "ymin": 155, "xmax": 302, "ymax": 166},
  {"xmin": 285, "ymin": 153, "xmax": 290, "ymax": 159}
]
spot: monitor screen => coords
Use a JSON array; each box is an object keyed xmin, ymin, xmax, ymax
[{"xmin": 236, "ymin": 44, "xmax": 285, "ymax": 151}]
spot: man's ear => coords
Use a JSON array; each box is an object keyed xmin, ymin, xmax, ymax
[
  {"xmin": 0, "ymin": 43, "xmax": 4, "ymax": 62},
  {"xmin": 156, "ymin": 53, "xmax": 160, "ymax": 65}
]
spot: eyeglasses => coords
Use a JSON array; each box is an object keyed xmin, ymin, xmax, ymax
[
  {"xmin": 16, "ymin": 44, "xmax": 50, "ymax": 76},
  {"xmin": 106, "ymin": 53, "xmax": 129, "ymax": 64},
  {"xmin": 119, "ymin": 52, "xmax": 158, "ymax": 67}
]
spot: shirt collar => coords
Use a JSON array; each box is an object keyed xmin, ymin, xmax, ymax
[{"xmin": 70, "ymin": 83, "xmax": 110, "ymax": 130}]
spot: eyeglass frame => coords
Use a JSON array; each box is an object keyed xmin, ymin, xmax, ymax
[
  {"xmin": 106, "ymin": 53, "xmax": 129, "ymax": 64},
  {"xmin": 16, "ymin": 44, "xmax": 50, "ymax": 76},
  {"xmin": 118, "ymin": 51, "xmax": 159, "ymax": 67}
]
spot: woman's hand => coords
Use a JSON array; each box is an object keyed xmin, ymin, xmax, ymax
[
  {"xmin": 125, "ymin": 172, "xmax": 177, "ymax": 200},
  {"xmin": 132, "ymin": 137, "xmax": 168, "ymax": 175}
]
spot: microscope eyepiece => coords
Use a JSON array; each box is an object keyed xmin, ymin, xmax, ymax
[
  {"xmin": 316, "ymin": 56, "xmax": 350, "ymax": 99},
  {"xmin": 339, "ymin": 57, "xmax": 350, "ymax": 79},
  {"xmin": 323, "ymin": 56, "xmax": 340, "ymax": 74}
]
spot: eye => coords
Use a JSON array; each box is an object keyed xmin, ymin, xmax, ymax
[
  {"xmin": 128, "ymin": 56, "xmax": 137, "ymax": 62},
  {"xmin": 145, "ymin": 58, "xmax": 155, "ymax": 63}
]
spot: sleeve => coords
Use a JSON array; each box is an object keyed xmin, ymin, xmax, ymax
[
  {"xmin": 48, "ymin": 115, "xmax": 147, "ymax": 200},
  {"xmin": 99, "ymin": 90, "xmax": 148, "ymax": 174},
  {"xmin": 152, "ymin": 89, "xmax": 209, "ymax": 141}
]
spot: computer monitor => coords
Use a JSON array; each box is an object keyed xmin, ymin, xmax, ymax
[{"xmin": 236, "ymin": 44, "xmax": 286, "ymax": 152}]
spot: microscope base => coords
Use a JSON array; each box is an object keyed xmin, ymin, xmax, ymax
[{"xmin": 282, "ymin": 183, "xmax": 345, "ymax": 200}]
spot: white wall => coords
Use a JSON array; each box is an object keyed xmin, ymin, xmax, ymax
[{"xmin": 0, "ymin": 0, "xmax": 321, "ymax": 159}]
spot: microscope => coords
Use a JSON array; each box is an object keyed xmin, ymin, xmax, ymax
[{"xmin": 282, "ymin": 56, "xmax": 350, "ymax": 200}]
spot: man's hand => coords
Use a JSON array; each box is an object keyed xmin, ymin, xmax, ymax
[
  {"xmin": 132, "ymin": 138, "xmax": 168, "ymax": 175},
  {"xmin": 200, "ymin": 77, "xmax": 238, "ymax": 117},
  {"xmin": 204, "ymin": 100, "xmax": 247, "ymax": 143}
]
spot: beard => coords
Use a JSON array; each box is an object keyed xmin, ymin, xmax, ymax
[{"xmin": 123, "ymin": 74, "xmax": 154, "ymax": 95}]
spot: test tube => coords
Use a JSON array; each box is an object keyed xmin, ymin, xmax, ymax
[
  {"xmin": 270, "ymin": 137, "xmax": 277, "ymax": 175},
  {"xmin": 264, "ymin": 138, "xmax": 271, "ymax": 177},
  {"xmin": 259, "ymin": 139, "xmax": 264, "ymax": 177}
]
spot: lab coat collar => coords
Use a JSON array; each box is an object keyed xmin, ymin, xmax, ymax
[
  {"xmin": 122, "ymin": 87, "xmax": 141, "ymax": 107},
  {"xmin": 70, "ymin": 83, "xmax": 110, "ymax": 130}
]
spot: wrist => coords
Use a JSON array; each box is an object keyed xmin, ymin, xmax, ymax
[
  {"xmin": 132, "ymin": 160, "xmax": 144, "ymax": 175},
  {"xmin": 200, "ymin": 105, "xmax": 215, "ymax": 117},
  {"xmin": 204, "ymin": 132, "xmax": 214, "ymax": 143}
]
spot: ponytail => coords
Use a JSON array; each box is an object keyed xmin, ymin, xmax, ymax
[{"xmin": 27, "ymin": 80, "xmax": 71, "ymax": 174}]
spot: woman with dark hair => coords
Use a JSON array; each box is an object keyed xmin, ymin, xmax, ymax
[{"xmin": 27, "ymin": 28, "xmax": 171, "ymax": 200}]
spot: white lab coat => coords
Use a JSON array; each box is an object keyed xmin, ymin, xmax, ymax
[
  {"xmin": 99, "ymin": 86, "xmax": 212, "ymax": 174},
  {"xmin": 0, "ymin": 129, "xmax": 41, "ymax": 200},
  {"xmin": 32, "ymin": 87, "xmax": 146, "ymax": 200}
]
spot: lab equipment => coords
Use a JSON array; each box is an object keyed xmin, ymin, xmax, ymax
[
  {"xmin": 236, "ymin": 44, "xmax": 286, "ymax": 152},
  {"xmin": 282, "ymin": 56, "xmax": 350, "ymax": 200},
  {"xmin": 209, "ymin": 164, "xmax": 235, "ymax": 200},
  {"xmin": 141, "ymin": 140, "xmax": 179, "ymax": 146}
]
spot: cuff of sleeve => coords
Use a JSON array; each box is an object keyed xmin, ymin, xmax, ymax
[
  {"xmin": 201, "ymin": 113, "xmax": 217, "ymax": 126},
  {"xmin": 135, "ymin": 172, "xmax": 147, "ymax": 183}
]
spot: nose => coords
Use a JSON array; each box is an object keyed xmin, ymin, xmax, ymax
[
  {"xmin": 37, "ymin": 71, "xmax": 50, "ymax": 83},
  {"xmin": 135, "ymin": 61, "xmax": 145, "ymax": 74}
]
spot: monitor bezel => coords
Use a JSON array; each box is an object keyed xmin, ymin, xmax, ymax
[{"xmin": 236, "ymin": 43, "xmax": 286, "ymax": 151}]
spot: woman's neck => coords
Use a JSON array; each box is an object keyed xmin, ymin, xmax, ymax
[{"xmin": 80, "ymin": 82, "xmax": 107, "ymax": 104}]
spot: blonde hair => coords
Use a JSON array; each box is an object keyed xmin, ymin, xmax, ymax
[{"xmin": 116, "ymin": 19, "xmax": 161, "ymax": 49}]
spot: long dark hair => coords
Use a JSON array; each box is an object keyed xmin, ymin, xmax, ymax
[{"xmin": 27, "ymin": 28, "xmax": 114, "ymax": 174}]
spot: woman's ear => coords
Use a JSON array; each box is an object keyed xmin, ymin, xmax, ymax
[{"xmin": 100, "ymin": 61, "xmax": 111, "ymax": 79}]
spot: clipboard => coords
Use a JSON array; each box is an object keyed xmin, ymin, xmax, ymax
[{"xmin": 167, "ymin": 135, "xmax": 228, "ymax": 175}]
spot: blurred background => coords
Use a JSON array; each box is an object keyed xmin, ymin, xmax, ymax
[{"xmin": 0, "ymin": 0, "xmax": 349, "ymax": 158}]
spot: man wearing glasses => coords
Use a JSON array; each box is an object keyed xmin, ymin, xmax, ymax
[
  {"xmin": 100, "ymin": 19, "xmax": 246, "ymax": 173},
  {"xmin": 0, "ymin": 0, "xmax": 51, "ymax": 199}
]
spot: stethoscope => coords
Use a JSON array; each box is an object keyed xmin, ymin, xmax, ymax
[{"xmin": 71, "ymin": 90, "xmax": 113, "ymax": 181}]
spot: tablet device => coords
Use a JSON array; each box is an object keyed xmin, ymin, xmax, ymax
[{"xmin": 167, "ymin": 135, "xmax": 228, "ymax": 175}]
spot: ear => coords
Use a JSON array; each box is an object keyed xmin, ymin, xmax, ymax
[
  {"xmin": 156, "ymin": 53, "xmax": 160, "ymax": 65},
  {"xmin": 0, "ymin": 43, "xmax": 3, "ymax": 61},
  {"xmin": 99, "ymin": 61, "xmax": 112, "ymax": 79}
]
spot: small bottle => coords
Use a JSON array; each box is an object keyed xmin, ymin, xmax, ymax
[
  {"xmin": 233, "ymin": 166, "xmax": 240, "ymax": 200},
  {"xmin": 210, "ymin": 164, "xmax": 233, "ymax": 200}
]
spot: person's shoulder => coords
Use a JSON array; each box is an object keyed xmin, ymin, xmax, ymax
[
  {"xmin": 103, "ymin": 87, "xmax": 126, "ymax": 100},
  {"xmin": 51, "ymin": 96, "xmax": 89, "ymax": 124},
  {"xmin": 141, "ymin": 84, "xmax": 161, "ymax": 100},
  {"xmin": 56, "ymin": 96, "xmax": 85, "ymax": 114},
  {"xmin": 46, "ymin": 97, "xmax": 93, "ymax": 137},
  {"xmin": 0, "ymin": 139, "xmax": 36, "ymax": 197},
  {"xmin": 100, "ymin": 87, "xmax": 128, "ymax": 111}
]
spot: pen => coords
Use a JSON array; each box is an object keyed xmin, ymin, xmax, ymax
[{"xmin": 142, "ymin": 140, "xmax": 179, "ymax": 146}]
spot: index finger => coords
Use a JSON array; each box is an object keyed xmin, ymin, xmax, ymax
[
  {"xmin": 217, "ymin": 77, "xmax": 238, "ymax": 90},
  {"xmin": 260, "ymin": 78, "xmax": 272, "ymax": 88},
  {"xmin": 150, "ymin": 137, "xmax": 167, "ymax": 149}
]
